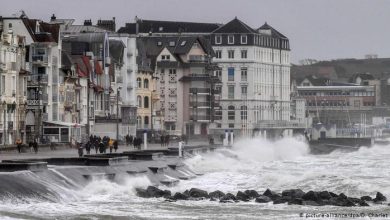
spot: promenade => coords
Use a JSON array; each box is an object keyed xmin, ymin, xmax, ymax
[{"xmin": 0, "ymin": 140, "xmax": 213, "ymax": 161}]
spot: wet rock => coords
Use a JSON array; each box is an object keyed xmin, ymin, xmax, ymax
[
  {"xmin": 136, "ymin": 188, "xmax": 150, "ymax": 198},
  {"xmin": 164, "ymin": 197, "xmax": 177, "ymax": 202},
  {"xmin": 288, "ymin": 198, "xmax": 303, "ymax": 205},
  {"xmin": 319, "ymin": 191, "xmax": 332, "ymax": 200},
  {"xmin": 244, "ymin": 190, "xmax": 260, "ymax": 199},
  {"xmin": 209, "ymin": 190, "xmax": 225, "ymax": 199},
  {"xmin": 360, "ymin": 196, "xmax": 372, "ymax": 201},
  {"xmin": 302, "ymin": 191, "xmax": 319, "ymax": 201},
  {"xmin": 373, "ymin": 192, "xmax": 387, "ymax": 203},
  {"xmin": 173, "ymin": 192, "xmax": 189, "ymax": 200},
  {"xmin": 329, "ymin": 192, "xmax": 338, "ymax": 198},
  {"xmin": 263, "ymin": 189, "xmax": 281, "ymax": 200},
  {"xmin": 220, "ymin": 193, "xmax": 237, "ymax": 202},
  {"xmin": 163, "ymin": 190, "xmax": 172, "ymax": 198},
  {"xmin": 189, "ymin": 188, "xmax": 209, "ymax": 198},
  {"xmin": 358, "ymin": 200, "xmax": 369, "ymax": 206},
  {"xmin": 146, "ymin": 186, "xmax": 169, "ymax": 198},
  {"xmin": 236, "ymin": 191, "xmax": 250, "ymax": 202},
  {"xmin": 329, "ymin": 196, "xmax": 355, "ymax": 207},
  {"xmin": 339, "ymin": 193, "xmax": 347, "ymax": 199},
  {"xmin": 348, "ymin": 197, "xmax": 362, "ymax": 204},
  {"xmin": 255, "ymin": 195, "xmax": 272, "ymax": 203},
  {"xmin": 183, "ymin": 190, "xmax": 190, "ymax": 197},
  {"xmin": 282, "ymin": 189, "xmax": 305, "ymax": 198}
]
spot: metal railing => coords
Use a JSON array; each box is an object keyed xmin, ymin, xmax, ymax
[
  {"xmin": 254, "ymin": 120, "xmax": 306, "ymax": 129},
  {"xmin": 190, "ymin": 88, "xmax": 211, "ymax": 94},
  {"xmin": 32, "ymin": 55, "xmax": 48, "ymax": 64}
]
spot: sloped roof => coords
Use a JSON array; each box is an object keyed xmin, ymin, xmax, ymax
[
  {"xmin": 118, "ymin": 19, "xmax": 221, "ymax": 34},
  {"xmin": 212, "ymin": 17, "xmax": 255, "ymax": 34},
  {"xmin": 297, "ymin": 75, "xmax": 330, "ymax": 86},
  {"xmin": 349, "ymin": 73, "xmax": 375, "ymax": 83},
  {"xmin": 22, "ymin": 18, "xmax": 60, "ymax": 43},
  {"xmin": 257, "ymin": 22, "xmax": 287, "ymax": 39},
  {"xmin": 62, "ymin": 25, "xmax": 108, "ymax": 34}
]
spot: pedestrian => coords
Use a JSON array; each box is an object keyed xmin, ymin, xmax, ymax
[
  {"xmin": 33, "ymin": 139, "xmax": 38, "ymax": 154},
  {"xmin": 85, "ymin": 141, "xmax": 91, "ymax": 155},
  {"xmin": 16, "ymin": 139, "xmax": 22, "ymax": 153},
  {"xmin": 108, "ymin": 138, "xmax": 114, "ymax": 153},
  {"xmin": 129, "ymin": 135, "xmax": 133, "ymax": 147},
  {"xmin": 77, "ymin": 142, "xmax": 83, "ymax": 157},
  {"xmin": 113, "ymin": 139, "xmax": 118, "ymax": 152},
  {"xmin": 98, "ymin": 141, "xmax": 105, "ymax": 154},
  {"xmin": 165, "ymin": 135, "xmax": 170, "ymax": 147},
  {"xmin": 160, "ymin": 135, "xmax": 164, "ymax": 147},
  {"xmin": 29, "ymin": 141, "xmax": 33, "ymax": 152}
]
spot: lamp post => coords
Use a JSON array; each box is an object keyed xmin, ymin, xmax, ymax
[
  {"xmin": 116, "ymin": 86, "xmax": 122, "ymax": 141},
  {"xmin": 3, "ymin": 101, "xmax": 6, "ymax": 146}
]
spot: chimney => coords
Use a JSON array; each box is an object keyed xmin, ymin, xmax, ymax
[
  {"xmin": 50, "ymin": 14, "xmax": 56, "ymax": 21},
  {"xmin": 84, "ymin": 19, "xmax": 92, "ymax": 26}
]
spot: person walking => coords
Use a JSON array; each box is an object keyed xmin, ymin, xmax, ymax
[
  {"xmin": 108, "ymin": 138, "xmax": 114, "ymax": 153},
  {"xmin": 77, "ymin": 142, "xmax": 83, "ymax": 157},
  {"xmin": 113, "ymin": 139, "xmax": 118, "ymax": 153},
  {"xmin": 16, "ymin": 139, "xmax": 22, "ymax": 153},
  {"xmin": 160, "ymin": 135, "xmax": 164, "ymax": 147},
  {"xmin": 33, "ymin": 139, "xmax": 38, "ymax": 154},
  {"xmin": 85, "ymin": 141, "xmax": 91, "ymax": 155},
  {"xmin": 98, "ymin": 141, "xmax": 105, "ymax": 154}
]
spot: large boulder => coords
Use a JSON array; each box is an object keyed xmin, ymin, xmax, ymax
[
  {"xmin": 288, "ymin": 198, "xmax": 303, "ymax": 205},
  {"xmin": 244, "ymin": 190, "xmax": 260, "ymax": 199},
  {"xmin": 361, "ymin": 196, "xmax": 373, "ymax": 201},
  {"xmin": 302, "ymin": 191, "xmax": 319, "ymax": 201},
  {"xmin": 302, "ymin": 200, "xmax": 320, "ymax": 206},
  {"xmin": 255, "ymin": 195, "xmax": 272, "ymax": 203},
  {"xmin": 329, "ymin": 196, "xmax": 355, "ymax": 207},
  {"xmin": 209, "ymin": 190, "xmax": 225, "ymax": 199},
  {"xmin": 282, "ymin": 189, "xmax": 305, "ymax": 198},
  {"xmin": 263, "ymin": 189, "xmax": 281, "ymax": 200},
  {"xmin": 236, "ymin": 191, "xmax": 250, "ymax": 202},
  {"xmin": 189, "ymin": 188, "xmax": 209, "ymax": 198},
  {"xmin": 273, "ymin": 197, "xmax": 289, "ymax": 205},
  {"xmin": 136, "ymin": 188, "xmax": 150, "ymax": 198},
  {"xmin": 220, "ymin": 193, "xmax": 237, "ymax": 203},
  {"xmin": 373, "ymin": 192, "xmax": 387, "ymax": 203},
  {"xmin": 319, "ymin": 191, "xmax": 332, "ymax": 200},
  {"xmin": 146, "ymin": 186, "xmax": 170, "ymax": 198},
  {"xmin": 173, "ymin": 192, "xmax": 189, "ymax": 200}
]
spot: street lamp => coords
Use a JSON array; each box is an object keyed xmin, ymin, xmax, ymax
[{"xmin": 116, "ymin": 86, "xmax": 122, "ymax": 141}]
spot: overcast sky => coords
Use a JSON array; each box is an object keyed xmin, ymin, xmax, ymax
[{"xmin": 1, "ymin": 0, "xmax": 389, "ymax": 63}]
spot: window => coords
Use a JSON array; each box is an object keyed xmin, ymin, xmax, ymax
[
  {"xmin": 228, "ymin": 35, "xmax": 234, "ymax": 44},
  {"xmin": 144, "ymin": 116, "xmax": 149, "ymax": 125},
  {"xmin": 241, "ymin": 50, "xmax": 247, "ymax": 59},
  {"xmin": 228, "ymin": 67, "xmax": 234, "ymax": 81},
  {"xmin": 157, "ymin": 41, "xmax": 162, "ymax": 46},
  {"xmin": 228, "ymin": 105, "xmax": 235, "ymax": 120},
  {"xmin": 228, "ymin": 50, "xmax": 234, "ymax": 59},
  {"xmin": 241, "ymin": 68, "xmax": 247, "ymax": 81},
  {"xmin": 161, "ymin": 55, "xmax": 170, "ymax": 60},
  {"xmin": 215, "ymin": 50, "xmax": 222, "ymax": 59},
  {"xmin": 215, "ymin": 35, "xmax": 222, "ymax": 44},
  {"xmin": 144, "ymin": 79, "xmax": 149, "ymax": 89},
  {"xmin": 215, "ymin": 70, "xmax": 222, "ymax": 79},
  {"xmin": 241, "ymin": 35, "xmax": 247, "ymax": 44},
  {"xmin": 144, "ymin": 96, "xmax": 149, "ymax": 108},
  {"xmin": 240, "ymin": 106, "xmax": 248, "ymax": 120},
  {"xmin": 137, "ymin": 116, "xmax": 142, "ymax": 126},
  {"xmin": 169, "ymin": 41, "xmax": 175, "ymax": 47},
  {"xmin": 181, "ymin": 41, "xmax": 186, "ymax": 46},
  {"xmin": 229, "ymin": 123, "xmax": 234, "ymax": 128},
  {"xmin": 1, "ymin": 75, "xmax": 5, "ymax": 94},
  {"xmin": 228, "ymin": 86, "xmax": 234, "ymax": 99},
  {"xmin": 137, "ymin": 78, "xmax": 141, "ymax": 88},
  {"xmin": 241, "ymin": 86, "xmax": 247, "ymax": 97},
  {"xmin": 137, "ymin": 95, "xmax": 142, "ymax": 107}
]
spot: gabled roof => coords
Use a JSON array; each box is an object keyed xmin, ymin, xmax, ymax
[
  {"xmin": 118, "ymin": 19, "xmax": 221, "ymax": 34},
  {"xmin": 349, "ymin": 73, "xmax": 375, "ymax": 83},
  {"xmin": 257, "ymin": 22, "xmax": 287, "ymax": 39},
  {"xmin": 212, "ymin": 17, "xmax": 255, "ymax": 34},
  {"xmin": 22, "ymin": 18, "xmax": 60, "ymax": 43},
  {"xmin": 297, "ymin": 75, "xmax": 331, "ymax": 86}
]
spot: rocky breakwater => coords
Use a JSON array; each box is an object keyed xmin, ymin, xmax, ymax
[{"xmin": 136, "ymin": 187, "xmax": 388, "ymax": 207}]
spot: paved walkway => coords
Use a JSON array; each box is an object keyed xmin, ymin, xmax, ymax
[{"xmin": 0, "ymin": 141, "xmax": 212, "ymax": 161}]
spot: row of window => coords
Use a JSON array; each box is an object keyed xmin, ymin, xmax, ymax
[
  {"xmin": 215, "ymin": 50, "xmax": 247, "ymax": 59},
  {"xmin": 137, "ymin": 95, "xmax": 149, "ymax": 108},
  {"xmin": 299, "ymin": 91, "xmax": 375, "ymax": 97},
  {"xmin": 215, "ymin": 105, "xmax": 248, "ymax": 121},
  {"xmin": 214, "ymin": 34, "xmax": 290, "ymax": 49},
  {"xmin": 306, "ymin": 100, "xmax": 375, "ymax": 107},
  {"xmin": 216, "ymin": 67, "xmax": 247, "ymax": 81},
  {"xmin": 227, "ymin": 86, "xmax": 247, "ymax": 99},
  {"xmin": 215, "ymin": 35, "xmax": 247, "ymax": 45},
  {"xmin": 136, "ymin": 78, "xmax": 149, "ymax": 89},
  {"xmin": 137, "ymin": 116, "xmax": 149, "ymax": 126}
]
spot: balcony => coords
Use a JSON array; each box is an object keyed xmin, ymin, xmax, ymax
[
  {"xmin": 64, "ymin": 101, "xmax": 73, "ymax": 110},
  {"xmin": 190, "ymin": 102, "xmax": 211, "ymax": 108},
  {"xmin": 32, "ymin": 55, "xmax": 48, "ymax": 65},
  {"xmin": 190, "ymin": 88, "xmax": 211, "ymax": 94},
  {"xmin": 27, "ymin": 74, "xmax": 48, "ymax": 85},
  {"xmin": 188, "ymin": 55, "xmax": 207, "ymax": 63},
  {"xmin": 94, "ymin": 115, "xmax": 121, "ymax": 123},
  {"xmin": 190, "ymin": 115, "xmax": 211, "ymax": 121}
]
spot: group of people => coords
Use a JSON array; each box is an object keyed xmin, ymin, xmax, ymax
[
  {"xmin": 124, "ymin": 134, "xmax": 142, "ymax": 149},
  {"xmin": 160, "ymin": 135, "xmax": 170, "ymax": 147},
  {"xmin": 77, "ymin": 135, "xmax": 119, "ymax": 157}
]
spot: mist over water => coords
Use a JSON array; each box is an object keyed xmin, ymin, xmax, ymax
[{"xmin": 1, "ymin": 136, "xmax": 390, "ymax": 219}]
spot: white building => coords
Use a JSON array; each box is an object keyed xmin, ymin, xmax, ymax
[{"xmin": 210, "ymin": 18, "xmax": 298, "ymax": 137}]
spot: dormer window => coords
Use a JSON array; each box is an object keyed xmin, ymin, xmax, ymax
[
  {"xmin": 228, "ymin": 35, "xmax": 234, "ymax": 44},
  {"xmin": 157, "ymin": 41, "xmax": 162, "ymax": 46},
  {"xmin": 169, "ymin": 41, "xmax": 175, "ymax": 47},
  {"xmin": 241, "ymin": 35, "xmax": 247, "ymax": 44},
  {"xmin": 161, "ymin": 55, "xmax": 170, "ymax": 60},
  {"xmin": 159, "ymin": 27, "xmax": 164, "ymax": 31},
  {"xmin": 181, "ymin": 41, "xmax": 186, "ymax": 46},
  {"xmin": 215, "ymin": 35, "xmax": 222, "ymax": 44}
]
